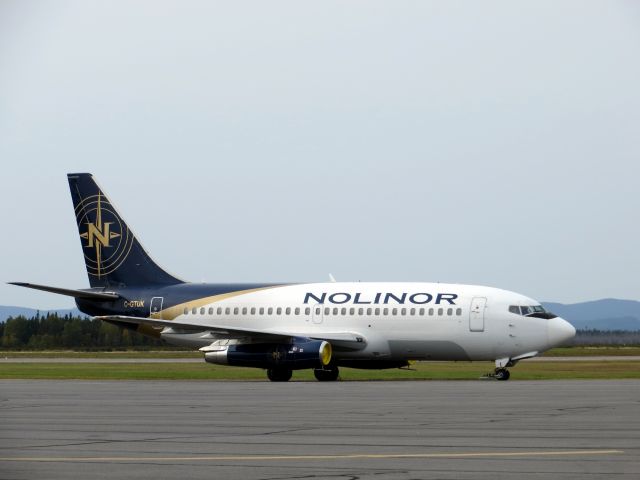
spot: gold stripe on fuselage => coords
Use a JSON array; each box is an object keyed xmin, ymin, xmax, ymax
[{"xmin": 149, "ymin": 286, "xmax": 283, "ymax": 321}]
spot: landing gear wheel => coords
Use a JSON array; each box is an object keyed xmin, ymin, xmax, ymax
[
  {"xmin": 495, "ymin": 368, "xmax": 510, "ymax": 381},
  {"xmin": 267, "ymin": 368, "xmax": 292, "ymax": 382},
  {"xmin": 314, "ymin": 366, "xmax": 339, "ymax": 382}
]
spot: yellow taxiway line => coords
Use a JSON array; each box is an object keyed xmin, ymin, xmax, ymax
[{"xmin": 0, "ymin": 450, "xmax": 624, "ymax": 462}]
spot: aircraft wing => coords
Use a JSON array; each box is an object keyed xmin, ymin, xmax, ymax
[{"xmin": 94, "ymin": 315, "xmax": 366, "ymax": 344}]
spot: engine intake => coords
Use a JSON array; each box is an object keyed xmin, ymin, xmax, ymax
[{"xmin": 203, "ymin": 339, "xmax": 332, "ymax": 370}]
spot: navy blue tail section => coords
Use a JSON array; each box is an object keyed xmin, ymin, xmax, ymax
[{"xmin": 68, "ymin": 173, "xmax": 183, "ymax": 288}]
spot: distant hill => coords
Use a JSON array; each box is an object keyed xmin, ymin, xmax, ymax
[
  {"xmin": 1, "ymin": 299, "xmax": 639, "ymax": 330},
  {"xmin": 0, "ymin": 305, "xmax": 84, "ymax": 321},
  {"xmin": 543, "ymin": 299, "xmax": 640, "ymax": 331}
]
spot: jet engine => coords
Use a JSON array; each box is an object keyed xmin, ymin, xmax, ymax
[{"xmin": 202, "ymin": 338, "xmax": 332, "ymax": 370}]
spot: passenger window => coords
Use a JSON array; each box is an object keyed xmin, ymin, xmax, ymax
[
  {"xmin": 429, "ymin": 308, "xmax": 434, "ymax": 316},
  {"xmin": 259, "ymin": 307, "xmax": 264, "ymax": 315},
  {"xmin": 419, "ymin": 308, "xmax": 425, "ymax": 315},
  {"xmin": 285, "ymin": 307, "xmax": 291, "ymax": 315},
  {"xmin": 315, "ymin": 307, "xmax": 321, "ymax": 315},
  {"xmin": 456, "ymin": 308, "xmax": 462, "ymax": 316},
  {"xmin": 383, "ymin": 308, "xmax": 389, "ymax": 315},
  {"xmin": 375, "ymin": 308, "xmax": 380, "ymax": 315},
  {"xmin": 324, "ymin": 307, "xmax": 330, "ymax": 315},
  {"xmin": 366, "ymin": 308, "xmax": 372, "ymax": 315},
  {"xmin": 358, "ymin": 308, "xmax": 364, "ymax": 315},
  {"xmin": 391, "ymin": 308, "xmax": 397, "ymax": 315},
  {"xmin": 268, "ymin": 307, "xmax": 273, "ymax": 315},
  {"xmin": 447, "ymin": 308, "xmax": 453, "ymax": 316},
  {"xmin": 438, "ymin": 308, "xmax": 443, "ymax": 316},
  {"xmin": 341, "ymin": 307, "xmax": 347, "ymax": 315},
  {"xmin": 401, "ymin": 308, "xmax": 406, "ymax": 316},
  {"xmin": 242, "ymin": 307, "xmax": 247, "ymax": 315},
  {"xmin": 304, "ymin": 307, "xmax": 310, "ymax": 315},
  {"xmin": 217, "ymin": 307, "xmax": 222, "ymax": 315},
  {"xmin": 251, "ymin": 307, "xmax": 256, "ymax": 315},
  {"xmin": 183, "ymin": 307, "xmax": 188, "ymax": 315},
  {"xmin": 276, "ymin": 307, "xmax": 282, "ymax": 315},
  {"xmin": 234, "ymin": 307, "xmax": 239, "ymax": 315},
  {"xmin": 199, "ymin": 307, "xmax": 204, "ymax": 314},
  {"xmin": 410, "ymin": 308, "xmax": 415, "ymax": 315},
  {"xmin": 333, "ymin": 307, "xmax": 338, "ymax": 315},
  {"xmin": 208, "ymin": 307, "xmax": 213, "ymax": 315},
  {"xmin": 192, "ymin": 307, "xmax": 197, "ymax": 315},
  {"xmin": 349, "ymin": 307, "xmax": 355, "ymax": 315}
]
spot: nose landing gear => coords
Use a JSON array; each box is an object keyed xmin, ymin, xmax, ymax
[{"xmin": 485, "ymin": 357, "xmax": 516, "ymax": 381}]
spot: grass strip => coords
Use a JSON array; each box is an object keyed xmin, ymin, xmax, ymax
[{"xmin": 1, "ymin": 360, "xmax": 638, "ymax": 381}]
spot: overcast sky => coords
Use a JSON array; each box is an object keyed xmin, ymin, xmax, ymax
[{"xmin": 1, "ymin": 1, "xmax": 639, "ymax": 309}]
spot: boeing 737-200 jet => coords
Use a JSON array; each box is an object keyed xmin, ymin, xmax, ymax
[{"xmin": 10, "ymin": 173, "xmax": 575, "ymax": 381}]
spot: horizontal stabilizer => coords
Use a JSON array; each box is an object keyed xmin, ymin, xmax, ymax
[{"xmin": 8, "ymin": 282, "xmax": 120, "ymax": 301}]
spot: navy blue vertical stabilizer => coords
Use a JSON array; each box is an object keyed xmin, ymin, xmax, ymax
[{"xmin": 68, "ymin": 173, "xmax": 183, "ymax": 288}]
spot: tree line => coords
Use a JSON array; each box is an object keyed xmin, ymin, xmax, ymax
[
  {"xmin": 0, "ymin": 313, "xmax": 170, "ymax": 350},
  {"xmin": 0, "ymin": 314, "xmax": 639, "ymax": 350},
  {"xmin": 572, "ymin": 329, "xmax": 640, "ymax": 346}
]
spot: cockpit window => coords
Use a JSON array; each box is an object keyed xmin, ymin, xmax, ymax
[{"xmin": 509, "ymin": 304, "xmax": 557, "ymax": 319}]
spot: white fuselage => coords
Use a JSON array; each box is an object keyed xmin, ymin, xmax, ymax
[{"xmin": 159, "ymin": 282, "xmax": 575, "ymax": 364}]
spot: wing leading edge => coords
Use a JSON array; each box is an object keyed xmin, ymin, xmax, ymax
[{"xmin": 93, "ymin": 315, "xmax": 366, "ymax": 344}]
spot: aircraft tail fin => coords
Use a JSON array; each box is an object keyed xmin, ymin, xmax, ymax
[{"xmin": 67, "ymin": 173, "xmax": 183, "ymax": 288}]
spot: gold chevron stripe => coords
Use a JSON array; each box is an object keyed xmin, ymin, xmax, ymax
[{"xmin": 150, "ymin": 286, "xmax": 283, "ymax": 320}]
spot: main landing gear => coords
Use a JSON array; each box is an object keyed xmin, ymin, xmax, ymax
[
  {"xmin": 314, "ymin": 366, "xmax": 340, "ymax": 382},
  {"xmin": 267, "ymin": 368, "xmax": 292, "ymax": 382},
  {"xmin": 266, "ymin": 366, "xmax": 341, "ymax": 382}
]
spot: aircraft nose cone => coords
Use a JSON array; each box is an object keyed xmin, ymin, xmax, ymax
[{"xmin": 547, "ymin": 317, "xmax": 576, "ymax": 346}]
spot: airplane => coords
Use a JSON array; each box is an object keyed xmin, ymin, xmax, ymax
[{"xmin": 10, "ymin": 173, "xmax": 576, "ymax": 382}]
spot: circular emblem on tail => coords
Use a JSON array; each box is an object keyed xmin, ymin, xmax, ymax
[{"xmin": 76, "ymin": 193, "xmax": 133, "ymax": 278}]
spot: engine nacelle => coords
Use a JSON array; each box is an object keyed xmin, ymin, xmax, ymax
[{"xmin": 203, "ymin": 338, "xmax": 332, "ymax": 370}]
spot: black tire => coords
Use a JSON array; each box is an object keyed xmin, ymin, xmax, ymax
[
  {"xmin": 495, "ymin": 368, "xmax": 510, "ymax": 381},
  {"xmin": 267, "ymin": 368, "xmax": 292, "ymax": 382},
  {"xmin": 314, "ymin": 366, "xmax": 339, "ymax": 382}
]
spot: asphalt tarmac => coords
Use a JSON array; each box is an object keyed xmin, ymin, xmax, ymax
[{"xmin": 0, "ymin": 380, "xmax": 638, "ymax": 479}]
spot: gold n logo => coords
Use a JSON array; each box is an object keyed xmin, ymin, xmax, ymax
[
  {"xmin": 77, "ymin": 192, "xmax": 125, "ymax": 278},
  {"xmin": 79, "ymin": 193, "xmax": 121, "ymax": 250},
  {"xmin": 86, "ymin": 222, "xmax": 115, "ymax": 247},
  {"xmin": 81, "ymin": 221, "xmax": 120, "ymax": 248}
]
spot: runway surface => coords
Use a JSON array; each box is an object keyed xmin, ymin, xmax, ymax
[{"xmin": 0, "ymin": 380, "xmax": 638, "ymax": 479}]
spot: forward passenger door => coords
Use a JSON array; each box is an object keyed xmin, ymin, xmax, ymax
[{"xmin": 469, "ymin": 297, "xmax": 486, "ymax": 332}]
